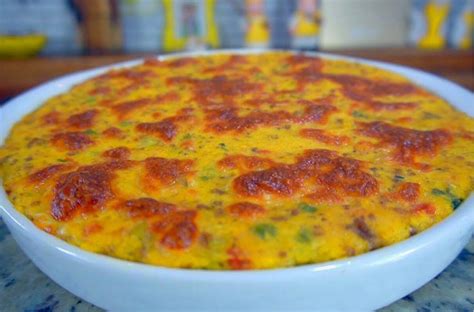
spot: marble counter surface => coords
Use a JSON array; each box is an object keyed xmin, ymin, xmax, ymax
[{"xmin": 1, "ymin": 218, "xmax": 473, "ymax": 312}]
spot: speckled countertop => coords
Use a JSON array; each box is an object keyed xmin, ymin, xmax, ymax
[{"xmin": 0, "ymin": 218, "xmax": 473, "ymax": 312}]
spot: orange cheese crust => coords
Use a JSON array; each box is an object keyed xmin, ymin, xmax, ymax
[{"xmin": 1, "ymin": 52, "xmax": 473, "ymax": 270}]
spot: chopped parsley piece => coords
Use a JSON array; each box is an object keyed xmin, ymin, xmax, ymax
[
  {"xmin": 431, "ymin": 188, "xmax": 446, "ymax": 196},
  {"xmin": 139, "ymin": 137, "xmax": 158, "ymax": 147},
  {"xmin": 394, "ymin": 175, "xmax": 405, "ymax": 181},
  {"xmin": 352, "ymin": 111, "xmax": 368, "ymax": 118},
  {"xmin": 451, "ymin": 198, "xmax": 463, "ymax": 210},
  {"xmin": 218, "ymin": 143, "xmax": 228, "ymax": 151},
  {"xmin": 57, "ymin": 159, "xmax": 68, "ymax": 163},
  {"xmin": 83, "ymin": 129, "xmax": 98, "ymax": 136},
  {"xmin": 296, "ymin": 228, "xmax": 313, "ymax": 244},
  {"xmin": 200, "ymin": 175, "xmax": 211, "ymax": 181},
  {"xmin": 85, "ymin": 97, "xmax": 96, "ymax": 106},
  {"xmin": 431, "ymin": 188, "xmax": 463, "ymax": 210},
  {"xmin": 298, "ymin": 202, "xmax": 317, "ymax": 213},
  {"xmin": 182, "ymin": 133, "xmax": 193, "ymax": 140},
  {"xmin": 253, "ymin": 223, "xmax": 277, "ymax": 240},
  {"xmin": 199, "ymin": 166, "xmax": 216, "ymax": 181},
  {"xmin": 120, "ymin": 120, "xmax": 133, "ymax": 127},
  {"xmin": 422, "ymin": 112, "xmax": 440, "ymax": 119}
]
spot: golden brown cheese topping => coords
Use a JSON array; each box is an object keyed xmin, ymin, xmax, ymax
[{"xmin": 1, "ymin": 52, "xmax": 473, "ymax": 270}]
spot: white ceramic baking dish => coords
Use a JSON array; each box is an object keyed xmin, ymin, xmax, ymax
[{"xmin": 0, "ymin": 50, "xmax": 473, "ymax": 311}]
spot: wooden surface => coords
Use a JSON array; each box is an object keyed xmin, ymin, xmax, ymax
[{"xmin": 0, "ymin": 48, "xmax": 472, "ymax": 100}]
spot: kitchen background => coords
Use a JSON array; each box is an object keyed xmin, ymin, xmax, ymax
[
  {"xmin": 0, "ymin": 0, "xmax": 473, "ymax": 58},
  {"xmin": 0, "ymin": 1, "xmax": 473, "ymax": 311}
]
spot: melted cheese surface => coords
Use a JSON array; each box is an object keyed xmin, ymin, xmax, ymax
[{"xmin": 1, "ymin": 52, "xmax": 473, "ymax": 270}]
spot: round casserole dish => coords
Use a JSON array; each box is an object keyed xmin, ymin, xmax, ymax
[{"xmin": 0, "ymin": 50, "xmax": 473, "ymax": 311}]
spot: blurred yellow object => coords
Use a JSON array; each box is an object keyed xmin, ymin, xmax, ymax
[
  {"xmin": 293, "ymin": 11, "xmax": 320, "ymax": 37},
  {"xmin": 459, "ymin": 10, "xmax": 473, "ymax": 49},
  {"xmin": 0, "ymin": 34, "xmax": 47, "ymax": 59},
  {"xmin": 245, "ymin": 15, "xmax": 269, "ymax": 46},
  {"xmin": 244, "ymin": 0, "xmax": 269, "ymax": 48},
  {"xmin": 162, "ymin": 0, "xmax": 219, "ymax": 52},
  {"xmin": 419, "ymin": 2, "xmax": 450, "ymax": 49}
]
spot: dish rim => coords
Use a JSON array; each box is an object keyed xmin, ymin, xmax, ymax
[{"xmin": 0, "ymin": 49, "xmax": 473, "ymax": 278}]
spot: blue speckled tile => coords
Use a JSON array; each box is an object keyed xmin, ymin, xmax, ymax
[
  {"xmin": 381, "ymin": 239, "xmax": 474, "ymax": 312},
  {"xmin": 0, "ymin": 221, "xmax": 9, "ymax": 242},
  {"xmin": 0, "ymin": 217, "xmax": 472, "ymax": 311}
]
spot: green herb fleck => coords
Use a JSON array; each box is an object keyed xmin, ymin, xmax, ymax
[
  {"xmin": 218, "ymin": 143, "xmax": 228, "ymax": 151},
  {"xmin": 298, "ymin": 202, "xmax": 317, "ymax": 213},
  {"xmin": 83, "ymin": 129, "xmax": 98, "ymax": 136},
  {"xmin": 130, "ymin": 222, "xmax": 152, "ymax": 253},
  {"xmin": 352, "ymin": 111, "xmax": 368, "ymax": 118},
  {"xmin": 296, "ymin": 228, "xmax": 313, "ymax": 244},
  {"xmin": 431, "ymin": 188, "xmax": 446, "ymax": 196},
  {"xmin": 253, "ymin": 223, "xmax": 277, "ymax": 240},
  {"xmin": 120, "ymin": 120, "xmax": 133, "ymax": 127},
  {"xmin": 422, "ymin": 112, "xmax": 440, "ymax": 119},
  {"xmin": 200, "ymin": 176, "xmax": 211, "ymax": 181},
  {"xmin": 85, "ymin": 97, "xmax": 96, "ymax": 106},
  {"xmin": 451, "ymin": 198, "xmax": 463, "ymax": 210},
  {"xmin": 139, "ymin": 137, "xmax": 158, "ymax": 147},
  {"xmin": 182, "ymin": 133, "xmax": 193, "ymax": 140},
  {"xmin": 431, "ymin": 188, "xmax": 463, "ymax": 210},
  {"xmin": 394, "ymin": 175, "xmax": 404, "ymax": 182},
  {"xmin": 57, "ymin": 159, "xmax": 68, "ymax": 163}
]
